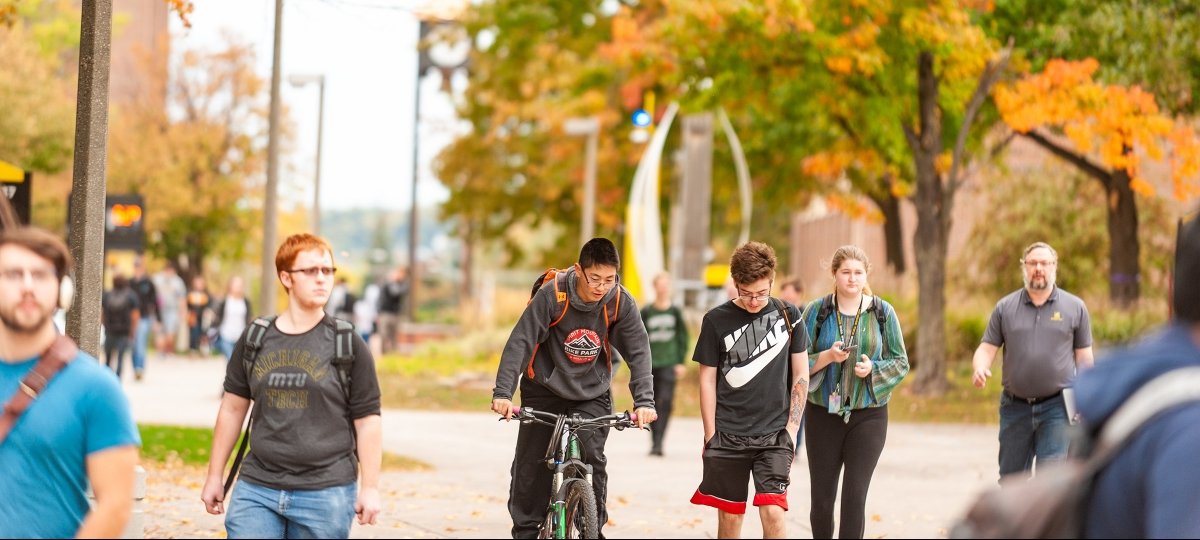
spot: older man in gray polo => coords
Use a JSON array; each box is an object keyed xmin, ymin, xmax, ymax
[{"xmin": 971, "ymin": 241, "xmax": 1094, "ymax": 481}]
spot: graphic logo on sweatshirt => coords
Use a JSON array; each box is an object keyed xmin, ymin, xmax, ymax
[{"xmin": 564, "ymin": 328, "xmax": 602, "ymax": 364}]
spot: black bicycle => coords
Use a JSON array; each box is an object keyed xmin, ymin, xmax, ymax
[{"xmin": 505, "ymin": 407, "xmax": 639, "ymax": 539}]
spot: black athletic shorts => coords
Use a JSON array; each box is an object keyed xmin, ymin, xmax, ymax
[{"xmin": 689, "ymin": 429, "xmax": 794, "ymax": 514}]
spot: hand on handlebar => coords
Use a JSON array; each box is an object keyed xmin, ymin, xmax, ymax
[
  {"xmin": 492, "ymin": 398, "xmax": 515, "ymax": 420},
  {"xmin": 633, "ymin": 407, "xmax": 657, "ymax": 429}
]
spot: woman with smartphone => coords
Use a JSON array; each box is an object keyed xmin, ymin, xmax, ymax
[{"xmin": 800, "ymin": 245, "xmax": 910, "ymax": 539}]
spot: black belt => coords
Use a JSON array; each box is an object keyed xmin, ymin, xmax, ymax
[{"xmin": 1004, "ymin": 389, "xmax": 1063, "ymax": 405}]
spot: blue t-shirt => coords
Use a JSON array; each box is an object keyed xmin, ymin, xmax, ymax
[{"xmin": 0, "ymin": 351, "xmax": 141, "ymax": 538}]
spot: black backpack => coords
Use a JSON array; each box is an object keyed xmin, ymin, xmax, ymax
[
  {"xmin": 951, "ymin": 366, "xmax": 1200, "ymax": 538},
  {"xmin": 811, "ymin": 293, "xmax": 888, "ymax": 346},
  {"xmin": 222, "ymin": 316, "xmax": 357, "ymax": 496}
]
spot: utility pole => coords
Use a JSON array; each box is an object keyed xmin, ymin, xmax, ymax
[
  {"xmin": 289, "ymin": 74, "xmax": 326, "ymax": 235},
  {"xmin": 564, "ymin": 116, "xmax": 600, "ymax": 245},
  {"xmin": 66, "ymin": 0, "xmax": 112, "ymax": 357},
  {"xmin": 260, "ymin": 0, "xmax": 284, "ymax": 316}
]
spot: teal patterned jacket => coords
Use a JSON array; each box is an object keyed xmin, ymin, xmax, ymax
[{"xmin": 802, "ymin": 295, "xmax": 910, "ymax": 418}]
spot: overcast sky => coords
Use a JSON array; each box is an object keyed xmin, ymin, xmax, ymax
[{"xmin": 172, "ymin": 0, "xmax": 461, "ymax": 212}]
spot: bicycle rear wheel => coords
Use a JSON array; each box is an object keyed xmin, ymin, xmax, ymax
[{"xmin": 561, "ymin": 477, "xmax": 599, "ymax": 539}]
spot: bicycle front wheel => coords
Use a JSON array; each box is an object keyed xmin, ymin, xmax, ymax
[{"xmin": 560, "ymin": 477, "xmax": 599, "ymax": 539}]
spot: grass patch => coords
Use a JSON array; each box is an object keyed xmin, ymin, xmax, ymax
[{"xmin": 137, "ymin": 424, "xmax": 431, "ymax": 471}]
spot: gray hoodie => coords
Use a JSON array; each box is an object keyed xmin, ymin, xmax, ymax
[{"xmin": 492, "ymin": 267, "xmax": 655, "ymax": 410}]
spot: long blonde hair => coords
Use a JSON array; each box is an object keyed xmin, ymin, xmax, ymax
[{"xmin": 829, "ymin": 245, "xmax": 874, "ymax": 297}]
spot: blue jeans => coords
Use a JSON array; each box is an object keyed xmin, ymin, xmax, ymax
[
  {"xmin": 226, "ymin": 480, "xmax": 357, "ymax": 539},
  {"xmin": 998, "ymin": 391, "xmax": 1070, "ymax": 480},
  {"xmin": 132, "ymin": 321, "xmax": 152, "ymax": 373},
  {"xmin": 216, "ymin": 336, "xmax": 237, "ymax": 362}
]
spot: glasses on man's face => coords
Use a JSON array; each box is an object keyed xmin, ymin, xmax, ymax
[
  {"xmin": 0, "ymin": 267, "xmax": 57, "ymax": 286},
  {"xmin": 583, "ymin": 273, "xmax": 617, "ymax": 290},
  {"xmin": 737, "ymin": 284, "xmax": 772, "ymax": 303},
  {"xmin": 288, "ymin": 266, "xmax": 337, "ymax": 278},
  {"xmin": 1023, "ymin": 260, "xmax": 1057, "ymax": 269}
]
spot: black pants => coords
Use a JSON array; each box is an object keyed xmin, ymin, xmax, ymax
[
  {"xmin": 509, "ymin": 378, "xmax": 612, "ymax": 539},
  {"xmin": 649, "ymin": 366, "xmax": 677, "ymax": 452},
  {"xmin": 805, "ymin": 404, "xmax": 888, "ymax": 539}
]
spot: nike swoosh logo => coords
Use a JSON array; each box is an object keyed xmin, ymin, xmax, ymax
[{"xmin": 725, "ymin": 319, "xmax": 789, "ymax": 388}]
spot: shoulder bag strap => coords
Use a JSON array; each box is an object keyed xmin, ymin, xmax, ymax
[{"xmin": 0, "ymin": 335, "xmax": 79, "ymax": 445}]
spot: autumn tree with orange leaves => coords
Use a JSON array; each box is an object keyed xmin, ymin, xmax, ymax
[{"xmin": 994, "ymin": 58, "xmax": 1200, "ymax": 307}]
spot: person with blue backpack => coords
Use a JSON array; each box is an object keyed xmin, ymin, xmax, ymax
[
  {"xmin": 200, "ymin": 233, "xmax": 382, "ymax": 539},
  {"xmin": 491, "ymin": 237, "xmax": 657, "ymax": 539}
]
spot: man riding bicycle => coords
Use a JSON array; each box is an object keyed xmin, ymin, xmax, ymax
[{"xmin": 492, "ymin": 238, "xmax": 657, "ymax": 538}]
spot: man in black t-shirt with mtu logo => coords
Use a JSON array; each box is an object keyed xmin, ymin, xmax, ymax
[{"xmin": 690, "ymin": 241, "xmax": 810, "ymax": 539}]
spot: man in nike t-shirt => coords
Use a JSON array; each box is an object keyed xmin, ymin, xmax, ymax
[{"xmin": 690, "ymin": 241, "xmax": 810, "ymax": 539}]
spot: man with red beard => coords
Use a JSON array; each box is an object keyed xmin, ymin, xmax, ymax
[
  {"xmin": 971, "ymin": 242, "xmax": 1095, "ymax": 482},
  {"xmin": 0, "ymin": 227, "xmax": 140, "ymax": 538}
]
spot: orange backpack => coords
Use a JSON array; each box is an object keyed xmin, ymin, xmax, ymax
[{"xmin": 525, "ymin": 268, "xmax": 621, "ymax": 379}]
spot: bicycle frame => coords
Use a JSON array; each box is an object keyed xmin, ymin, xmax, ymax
[{"xmin": 508, "ymin": 407, "xmax": 635, "ymax": 539}]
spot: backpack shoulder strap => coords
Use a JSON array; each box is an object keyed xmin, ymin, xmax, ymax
[
  {"xmin": 546, "ymin": 271, "xmax": 571, "ymax": 328},
  {"xmin": 772, "ymin": 297, "xmax": 794, "ymax": 341},
  {"xmin": 242, "ymin": 316, "xmax": 276, "ymax": 380},
  {"xmin": 812, "ymin": 294, "xmax": 835, "ymax": 345},
  {"xmin": 1088, "ymin": 366, "xmax": 1200, "ymax": 468},
  {"xmin": 225, "ymin": 315, "xmax": 275, "ymax": 498},
  {"xmin": 332, "ymin": 317, "xmax": 356, "ymax": 404}
]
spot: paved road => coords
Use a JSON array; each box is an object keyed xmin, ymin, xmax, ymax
[{"xmin": 125, "ymin": 355, "xmax": 999, "ymax": 538}]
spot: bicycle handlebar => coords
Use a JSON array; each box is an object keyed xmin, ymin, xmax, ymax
[{"xmin": 507, "ymin": 407, "xmax": 640, "ymax": 430}]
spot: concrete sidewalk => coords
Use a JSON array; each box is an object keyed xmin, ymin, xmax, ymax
[{"xmin": 125, "ymin": 355, "xmax": 999, "ymax": 538}]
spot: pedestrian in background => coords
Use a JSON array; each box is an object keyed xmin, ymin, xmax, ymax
[
  {"xmin": 102, "ymin": 274, "xmax": 141, "ymax": 380},
  {"xmin": 187, "ymin": 275, "xmax": 212, "ymax": 356},
  {"xmin": 971, "ymin": 241, "xmax": 1094, "ymax": 481},
  {"xmin": 154, "ymin": 263, "xmax": 187, "ymax": 357},
  {"xmin": 210, "ymin": 276, "xmax": 252, "ymax": 363},
  {"xmin": 129, "ymin": 256, "xmax": 158, "ymax": 380},
  {"xmin": 376, "ymin": 267, "xmax": 409, "ymax": 354},
  {"xmin": 641, "ymin": 271, "xmax": 689, "ymax": 457}
]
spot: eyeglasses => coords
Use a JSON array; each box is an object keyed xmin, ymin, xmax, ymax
[
  {"xmin": 287, "ymin": 266, "xmax": 337, "ymax": 278},
  {"xmin": 1022, "ymin": 260, "xmax": 1057, "ymax": 269},
  {"xmin": 582, "ymin": 272, "xmax": 617, "ymax": 290},
  {"xmin": 0, "ymin": 267, "xmax": 57, "ymax": 285},
  {"xmin": 737, "ymin": 282, "xmax": 772, "ymax": 302}
]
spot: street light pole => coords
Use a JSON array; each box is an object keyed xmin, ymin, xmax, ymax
[
  {"xmin": 260, "ymin": 0, "xmax": 284, "ymax": 316},
  {"xmin": 289, "ymin": 74, "xmax": 326, "ymax": 236},
  {"xmin": 564, "ymin": 116, "xmax": 600, "ymax": 245}
]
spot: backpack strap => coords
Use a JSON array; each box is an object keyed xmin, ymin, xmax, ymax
[
  {"xmin": 812, "ymin": 293, "xmax": 835, "ymax": 346},
  {"xmin": 332, "ymin": 317, "xmax": 359, "ymax": 458},
  {"xmin": 1088, "ymin": 366, "xmax": 1200, "ymax": 469},
  {"xmin": 333, "ymin": 318, "xmax": 356, "ymax": 405},
  {"xmin": 0, "ymin": 335, "xmax": 78, "ymax": 446},
  {"xmin": 771, "ymin": 297, "xmax": 795, "ymax": 342},
  {"xmin": 601, "ymin": 287, "xmax": 622, "ymax": 372},
  {"xmin": 527, "ymin": 272, "xmax": 572, "ymax": 380},
  {"xmin": 224, "ymin": 316, "xmax": 275, "ymax": 497}
]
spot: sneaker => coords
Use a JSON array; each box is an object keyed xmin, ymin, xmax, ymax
[
  {"xmin": 134, "ymin": 370, "xmax": 144, "ymax": 382},
  {"xmin": 650, "ymin": 447, "xmax": 663, "ymax": 457}
]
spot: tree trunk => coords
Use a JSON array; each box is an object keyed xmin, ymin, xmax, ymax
[
  {"xmin": 869, "ymin": 175, "xmax": 907, "ymax": 275},
  {"xmin": 1020, "ymin": 131, "xmax": 1142, "ymax": 308},
  {"xmin": 1107, "ymin": 168, "xmax": 1140, "ymax": 307},
  {"xmin": 905, "ymin": 51, "xmax": 950, "ymax": 396}
]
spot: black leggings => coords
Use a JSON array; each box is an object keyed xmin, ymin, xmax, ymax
[
  {"xmin": 805, "ymin": 404, "xmax": 888, "ymax": 539},
  {"xmin": 649, "ymin": 366, "xmax": 677, "ymax": 450}
]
